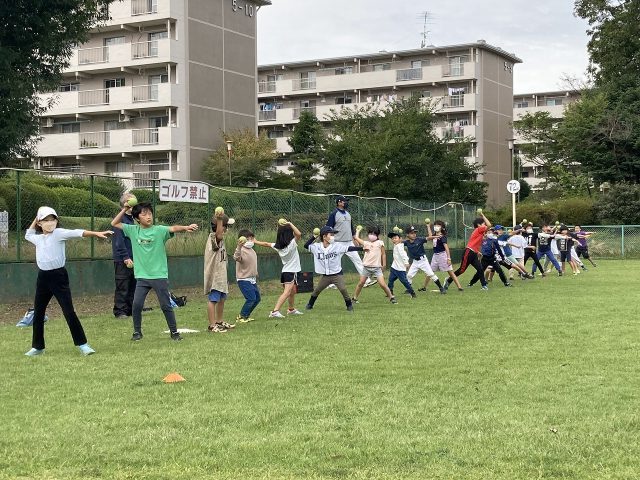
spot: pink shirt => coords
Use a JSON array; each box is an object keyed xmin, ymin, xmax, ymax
[{"xmin": 362, "ymin": 240, "xmax": 384, "ymax": 267}]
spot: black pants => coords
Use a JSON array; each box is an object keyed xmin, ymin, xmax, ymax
[
  {"xmin": 470, "ymin": 256, "xmax": 508, "ymax": 286},
  {"xmin": 113, "ymin": 261, "xmax": 136, "ymax": 317},
  {"xmin": 523, "ymin": 249, "xmax": 544, "ymax": 272},
  {"xmin": 32, "ymin": 267, "xmax": 87, "ymax": 350},
  {"xmin": 447, "ymin": 248, "xmax": 486, "ymax": 287},
  {"xmin": 132, "ymin": 278, "xmax": 177, "ymax": 334}
]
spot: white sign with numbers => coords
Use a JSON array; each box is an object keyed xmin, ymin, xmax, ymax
[
  {"xmin": 159, "ymin": 180, "xmax": 209, "ymax": 204},
  {"xmin": 506, "ymin": 180, "xmax": 521, "ymax": 194}
]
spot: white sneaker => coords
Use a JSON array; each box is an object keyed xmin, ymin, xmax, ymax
[
  {"xmin": 363, "ymin": 278, "xmax": 377, "ymax": 288},
  {"xmin": 269, "ymin": 310, "xmax": 285, "ymax": 318},
  {"xmin": 326, "ymin": 284, "xmax": 338, "ymax": 289},
  {"xmin": 287, "ymin": 309, "xmax": 304, "ymax": 316}
]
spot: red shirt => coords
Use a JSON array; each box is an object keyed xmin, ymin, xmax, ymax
[{"xmin": 467, "ymin": 225, "xmax": 488, "ymax": 252}]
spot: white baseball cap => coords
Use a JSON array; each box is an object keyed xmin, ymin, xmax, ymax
[{"xmin": 36, "ymin": 206, "xmax": 58, "ymax": 221}]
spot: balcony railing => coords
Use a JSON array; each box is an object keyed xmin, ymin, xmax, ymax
[
  {"xmin": 442, "ymin": 95, "xmax": 465, "ymax": 108},
  {"xmin": 78, "ymin": 89, "xmax": 109, "ymax": 106},
  {"xmin": 78, "ymin": 46, "xmax": 108, "ymax": 65},
  {"xmin": 79, "ymin": 131, "xmax": 110, "ymax": 149},
  {"xmin": 258, "ymin": 81, "xmax": 276, "ymax": 93},
  {"xmin": 132, "ymin": 128, "xmax": 159, "ymax": 145},
  {"xmin": 134, "ymin": 172, "xmax": 160, "ymax": 188},
  {"xmin": 443, "ymin": 64, "xmax": 464, "ymax": 77},
  {"xmin": 292, "ymin": 79, "xmax": 316, "ymax": 91},
  {"xmin": 259, "ymin": 110, "xmax": 277, "ymax": 122},
  {"xmin": 132, "ymin": 84, "xmax": 159, "ymax": 102},
  {"xmin": 396, "ymin": 68, "xmax": 423, "ymax": 82},
  {"xmin": 132, "ymin": 41, "xmax": 159, "ymax": 59},
  {"xmin": 293, "ymin": 107, "xmax": 316, "ymax": 119},
  {"xmin": 131, "ymin": 0, "xmax": 157, "ymax": 15}
]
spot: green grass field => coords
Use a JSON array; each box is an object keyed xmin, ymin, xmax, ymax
[{"xmin": 1, "ymin": 261, "xmax": 638, "ymax": 479}]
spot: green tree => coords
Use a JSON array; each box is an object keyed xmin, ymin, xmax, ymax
[
  {"xmin": 286, "ymin": 110, "xmax": 324, "ymax": 192},
  {"xmin": 0, "ymin": 0, "xmax": 114, "ymax": 166},
  {"xmin": 322, "ymin": 98, "xmax": 486, "ymax": 203},
  {"xmin": 595, "ymin": 182, "xmax": 640, "ymax": 224},
  {"xmin": 202, "ymin": 129, "xmax": 277, "ymax": 186}
]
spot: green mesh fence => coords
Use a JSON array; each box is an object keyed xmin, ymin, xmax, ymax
[{"xmin": 0, "ymin": 167, "xmax": 561, "ymax": 263}]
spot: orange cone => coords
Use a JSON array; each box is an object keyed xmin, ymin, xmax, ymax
[{"xmin": 163, "ymin": 372, "xmax": 186, "ymax": 383}]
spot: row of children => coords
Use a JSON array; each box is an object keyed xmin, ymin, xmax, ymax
[{"xmin": 21, "ymin": 200, "xmax": 595, "ymax": 356}]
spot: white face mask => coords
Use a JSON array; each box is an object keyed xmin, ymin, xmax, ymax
[
  {"xmin": 487, "ymin": 233, "xmax": 496, "ymax": 239},
  {"xmin": 433, "ymin": 226, "xmax": 441, "ymax": 233},
  {"xmin": 39, "ymin": 220, "xmax": 57, "ymax": 233},
  {"xmin": 526, "ymin": 228, "xmax": 533, "ymax": 234},
  {"xmin": 244, "ymin": 241, "xmax": 254, "ymax": 249},
  {"xmin": 327, "ymin": 235, "xmax": 335, "ymax": 244},
  {"xmin": 367, "ymin": 234, "xmax": 377, "ymax": 242}
]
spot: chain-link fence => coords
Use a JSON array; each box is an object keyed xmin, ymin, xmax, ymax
[{"xmin": 0, "ymin": 168, "xmax": 480, "ymax": 263}]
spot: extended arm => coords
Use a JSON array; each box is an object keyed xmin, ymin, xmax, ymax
[
  {"xmin": 253, "ymin": 240, "xmax": 273, "ymax": 248},
  {"xmin": 82, "ymin": 230, "xmax": 113, "ymax": 239},
  {"xmin": 111, "ymin": 207, "xmax": 128, "ymax": 229},
  {"xmin": 169, "ymin": 224, "xmax": 198, "ymax": 233}
]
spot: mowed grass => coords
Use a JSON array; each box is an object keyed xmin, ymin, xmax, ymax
[{"xmin": 1, "ymin": 260, "xmax": 639, "ymax": 479}]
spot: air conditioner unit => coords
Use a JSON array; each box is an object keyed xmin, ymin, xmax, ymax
[
  {"xmin": 119, "ymin": 114, "xmax": 131, "ymax": 123},
  {"xmin": 43, "ymin": 158, "xmax": 54, "ymax": 167}
]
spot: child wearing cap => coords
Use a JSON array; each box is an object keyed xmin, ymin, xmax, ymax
[
  {"xmin": 403, "ymin": 223, "xmax": 446, "ymax": 294},
  {"xmin": 507, "ymin": 226, "xmax": 528, "ymax": 280},
  {"xmin": 469, "ymin": 227, "xmax": 512, "ymax": 288},
  {"xmin": 494, "ymin": 225, "xmax": 533, "ymax": 280},
  {"xmin": 522, "ymin": 223, "xmax": 545, "ymax": 276},
  {"xmin": 573, "ymin": 225, "xmax": 597, "ymax": 267},
  {"xmin": 24, "ymin": 206, "xmax": 113, "ymax": 356},
  {"xmin": 423, "ymin": 220, "xmax": 463, "ymax": 291},
  {"xmin": 304, "ymin": 225, "xmax": 363, "ymax": 311},
  {"xmin": 532, "ymin": 224, "xmax": 563, "ymax": 276},
  {"xmin": 387, "ymin": 231, "xmax": 416, "ymax": 298},
  {"xmin": 352, "ymin": 226, "xmax": 397, "ymax": 304},
  {"xmin": 555, "ymin": 225, "xmax": 579, "ymax": 275}
]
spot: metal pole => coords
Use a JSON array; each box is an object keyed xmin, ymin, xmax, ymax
[
  {"xmin": 228, "ymin": 150, "xmax": 232, "ymax": 186},
  {"xmin": 621, "ymin": 225, "xmax": 625, "ymax": 258},
  {"xmin": 251, "ymin": 189, "xmax": 256, "ymax": 232},
  {"xmin": 385, "ymin": 199, "xmax": 389, "ymax": 238},
  {"xmin": 511, "ymin": 193, "xmax": 516, "ymax": 228},
  {"xmin": 16, "ymin": 171, "xmax": 21, "ymax": 262},
  {"xmin": 90, "ymin": 175, "xmax": 95, "ymax": 258},
  {"xmin": 152, "ymin": 179, "xmax": 157, "ymax": 224}
]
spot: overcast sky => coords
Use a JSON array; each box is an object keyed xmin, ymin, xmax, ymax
[{"xmin": 257, "ymin": 0, "xmax": 591, "ymax": 93}]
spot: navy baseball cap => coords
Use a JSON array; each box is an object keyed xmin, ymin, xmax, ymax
[
  {"xmin": 494, "ymin": 224, "xmax": 504, "ymax": 231},
  {"xmin": 335, "ymin": 195, "xmax": 347, "ymax": 204},
  {"xmin": 320, "ymin": 226, "xmax": 337, "ymax": 235},
  {"xmin": 406, "ymin": 225, "xmax": 418, "ymax": 233}
]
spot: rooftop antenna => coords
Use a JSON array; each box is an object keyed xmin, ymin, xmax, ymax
[{"xmin": 418, "ymin": 11, "xmax": 434, "ymax": 48}]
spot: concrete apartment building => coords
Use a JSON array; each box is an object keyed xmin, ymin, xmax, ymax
[
  {"xmin": 257, "ymin": 42, "xmax": 521, "ymax": 206},
  {"xmin": 513, "ymin": 90, "xmax": 581, "ymax": 190},
  {"xmin": 34, "ymin": 0, "xmax": 269, "ymax": 184}
]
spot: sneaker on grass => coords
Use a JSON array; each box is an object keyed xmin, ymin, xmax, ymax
[
  {"xmin": 269, "ymin": 310, "xmax": 285, "ymax": 318},
  {"xmin": 287, "ymin": 309, "xmax": 304, "ymax": 316},
  {"xmin": 78, "ymin": 343, "xmax": 95, "ymax": 355},
  {"xmin": 25, "ymin": 348, "xmax": 44, "ymax": 356},
  {"xmin": 208, "ymin": 323, "xmax": 228, "ymax": 333},
  {"xmin": 170, "ymin": 332, "xmax": 183, "ymax": 341},
  {"xmin": 220, "ymin": 321, "xmax": 236, "ymax": 329},
  {"xmin": 131, "ymin": 332, "xmax": 143, "ymax": 341},
  {"xmin": 363, "ymin": 278, "xmax": 377, "ymax": 288}
]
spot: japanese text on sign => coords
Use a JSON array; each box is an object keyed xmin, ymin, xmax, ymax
[{"xmin": 159, "ymin": 180, "xmax": 209, "ymax": 204}]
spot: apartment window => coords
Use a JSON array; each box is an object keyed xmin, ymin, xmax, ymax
[
  {"xmin": 105, "ymin": 161, "xmax": 127, "ymax": 173},
  {"xmin": 267, "ymin": 74, "xmax": 284, "ymax": 82},
  {"xmin": 522, "ymin": 171, "xmax": 530, "ymax": 178},
  {"xmin": 335, "ymin": 66, "xmax": 353, "ymax": 75},
  {"xmin": 104, "ymin": 78, "xmax": 125, "ymax": 88},
  {"xmin": 335, "ymin": 96, "xmax": 353, "ymax": 105},
  {"xmin": 149, "ymin": 158, "xmax": 169, "ymax": 171},
  {"xmin": 546, "ymin": 98, "xmax": 563, "ymax": 106},
  {"xmin": 149, "ymin": 74, "xmax": 168, "ymax": 84},
  {"xmin": 149, "ymin": 31, "xmax": 168, "ymax": 41},
  {"xmin": 515, "ymin": 101, "xmax": 529, "ymax": 108},
  {"xmin": 268, "ymin": 130, "xmax": 285, "ymax": 139},
  {"xmin": 58, "ymin": 83, "xmax": 80, "ymax": 92},
  {"xmin": 411, "ymin": 60, "xmax": 422, "ymax": 69},
  {"xmin": 104, "ymin": 120, "xmax": 123, "ymax": 131},
  {"xmin": 104, "ymin": 36, "xmax": 125, "ymax": 46},
  {"xmin": 412, "ymin": 90, "xmax": 431, "ymax": 98},
  {"xmin": 60, "ymin": 123, "xmax": 80, "ymax": 133},
  {"xmin": 372, "ymin": 63, "xmax": 391, "ymax": 72},
  {"xmin": 149, "ymin": 116, "xmax": 168, "ymax": 128},
  {"xmin": 300, "ymin": 100, "xmax": 316, "ymax": 109}
]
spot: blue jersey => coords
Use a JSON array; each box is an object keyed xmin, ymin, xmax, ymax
[
  {"xmin": 498, "ymin": 233, "xmax": 512, "ymax": 256},
  {"xmin": 403, "ymin": 238, "xmax": 428, "ymax": 260},
  {"xmin": 481, "ymin": 237, "xmax": 504, "ymax": 260}
]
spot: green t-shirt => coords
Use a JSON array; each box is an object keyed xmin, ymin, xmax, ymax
[{"xmin": 122, "ymin": 224, "xmax": 174, "ymax": 279}]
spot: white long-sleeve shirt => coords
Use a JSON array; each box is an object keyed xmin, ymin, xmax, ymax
[
  {"xmin": 391, "ymin": 243, "xmax": 410, "ymax": 271},
  {"xmin": 25, "ymin": 228, "xmax": 84, "ymax": 270}
]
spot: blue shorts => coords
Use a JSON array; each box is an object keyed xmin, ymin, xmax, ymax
[{"xmin": 208, "ymin": 290, "xmax": 227, "ymax": 303}]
